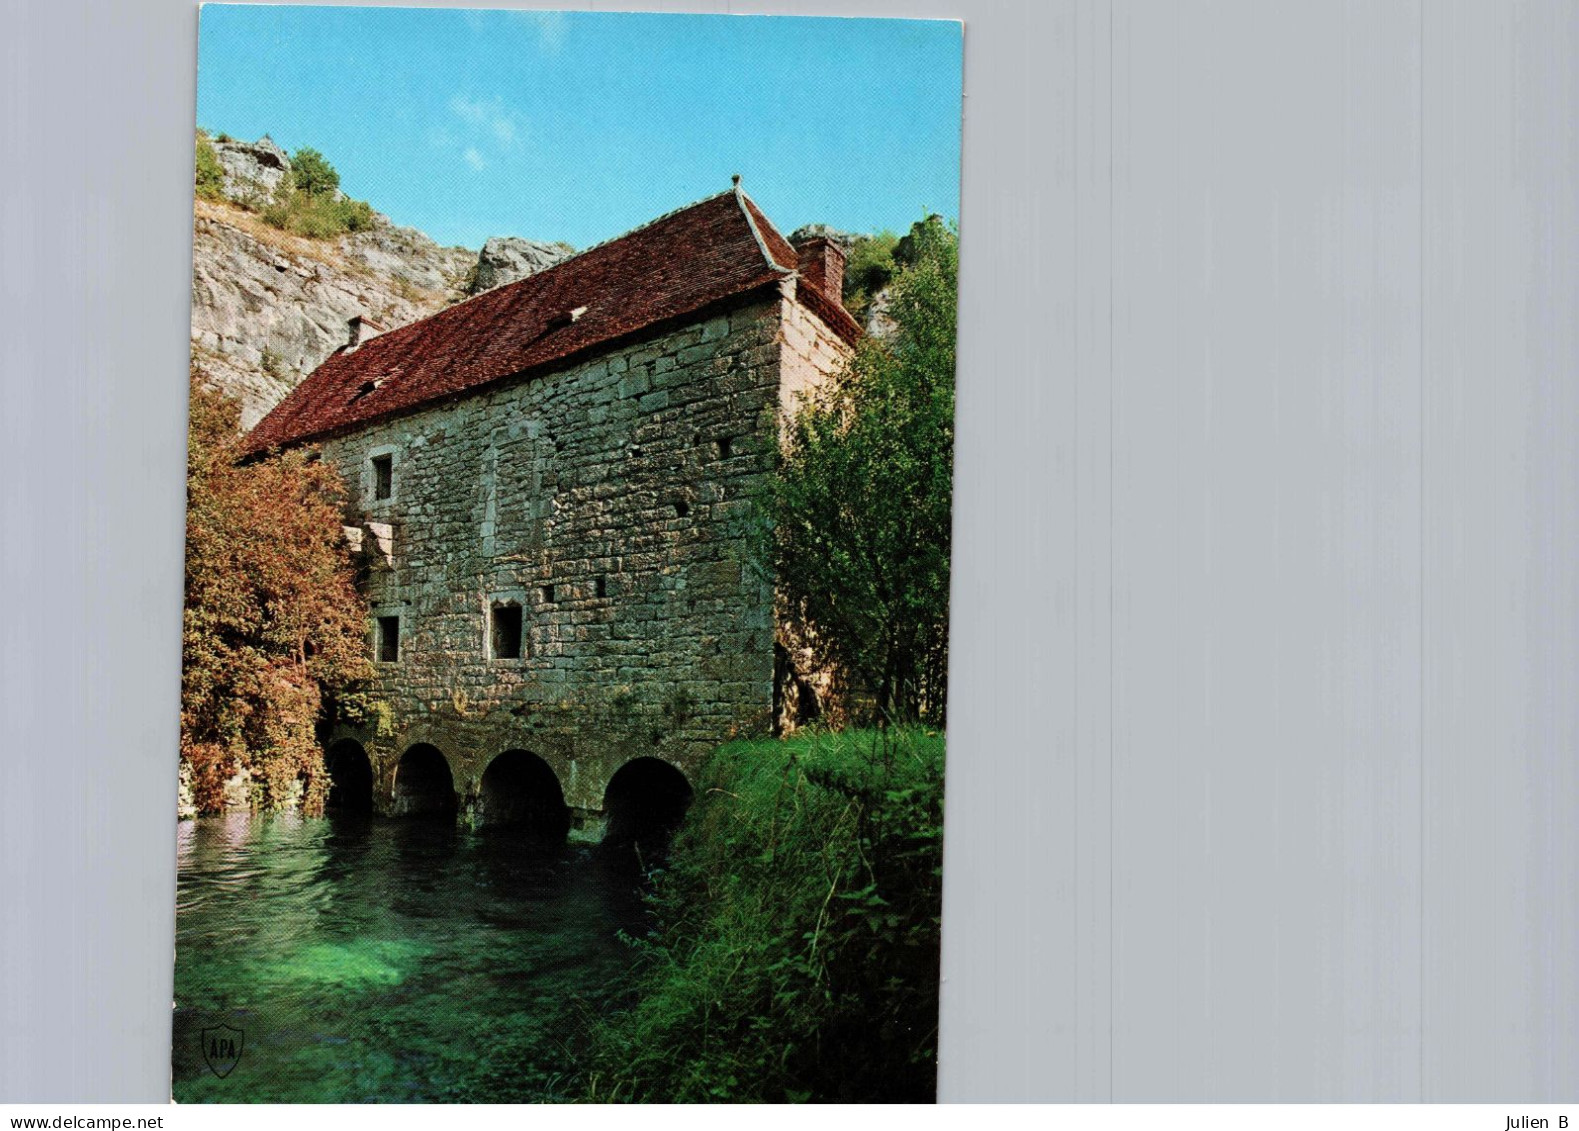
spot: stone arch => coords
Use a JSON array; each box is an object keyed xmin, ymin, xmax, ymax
[
  {"xmin": 392, "ymin": 743, "xmax": 456, "ymax": 818},
  {"xmin": 477, "ymin": 750, "xmax": 570, "ymax": 841},
  {"xmin": 324, "ymin": 738, "xmax": 373, "ymax": 813},
  {"xmin": 603, "ymin": 756, "xmax": 694, "ymax": 852}
]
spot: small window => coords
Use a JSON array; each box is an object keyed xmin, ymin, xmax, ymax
[
  {"xmin": 376, "ymin": 615, "xmax": 400, "ymax": 663},
  {"xmin": 541, "ymin": 583, "xmax": 555, "ymax": 604},
  {"xmin": 593, "ymin": 575, "xmax": 607, "ymax": 599},
  {"xmin": 371, "ymin": 454, "xmax": 393, "ymax": 501},
  {"xmin": 491, "ymin": 603, "xmax": 523, "ymax": 660},
  {"xmin": 715, "ymin": 436, "xmax": 733, "ymax": 460},
  {"xmin": 674, "ymin": 499, "xmax": 690, "ymax": 518}
]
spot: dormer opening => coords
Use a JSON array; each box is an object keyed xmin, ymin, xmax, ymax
[{"xmin": 548, "ymin": 305, "xmax": 589, "ymax": 329}]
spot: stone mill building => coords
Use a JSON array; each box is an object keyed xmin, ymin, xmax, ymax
[{"xmin": 242, "ymin": 183, "xmax": 859, "ymax": 841}]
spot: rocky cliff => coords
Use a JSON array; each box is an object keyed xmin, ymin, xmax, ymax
[
  {"xmin": 190, "ymin": 137, "xmax": 574, "ymax": 427},
  {"xmin": 190, "ymin": 136, "xmax": 888, "ymax": 429}
]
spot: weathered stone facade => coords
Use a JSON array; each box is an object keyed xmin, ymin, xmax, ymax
[{"xmin": 317, "ymin": 280, "xmax": 851, "ymax": 836}]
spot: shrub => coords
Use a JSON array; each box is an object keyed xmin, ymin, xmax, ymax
[
  {"xmin": 260, "ymin": 184, "xmax": 377, "ymax": 239},
  {"xmin": 841, "ymin": 230, "xmax": 899, "ymax": 321},
  {"xmin": 182, "ymin": 365, "xmax": 374, "ymax": 813},
  {"xmin": 194, "ymin": 131, "xmax": 226, "ymax": 201},
  {"xmin": 580, "ymin": 728, "xmax": 944, "ymax": 1103},
  {"xmin": 341, "ymin": 198, "xmax": 375, "ymax": 232}
]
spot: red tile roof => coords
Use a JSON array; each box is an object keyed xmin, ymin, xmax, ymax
[{"xmin": 242, "ymin": 187, "xmax": 861, "ymax": 455}]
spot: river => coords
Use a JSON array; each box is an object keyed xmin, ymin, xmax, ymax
[{"xmin": 171, "ymin": 811, "xmax": 649, "ymax": 1102}]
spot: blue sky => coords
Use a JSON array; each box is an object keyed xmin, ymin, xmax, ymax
[{"xmin": 196, "ymin": 7, "xmax": 962, "ymax": 250}]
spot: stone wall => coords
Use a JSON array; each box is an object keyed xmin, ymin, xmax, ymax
[
  {"xmin": 772, "ymin": 282, "xmax": 861, "ymax": 728},
  {"xmin": 315, "ymin": 282, "xmax": 849, "ymax": 834}
]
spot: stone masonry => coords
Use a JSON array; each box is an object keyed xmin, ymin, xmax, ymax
[
  {"xmin": 248, "ymin": 187, "xmax": 861, "ymax": 839},
  {"xmin": 320, "ymin": 283, "xmax": 849, "ymax": 836}
]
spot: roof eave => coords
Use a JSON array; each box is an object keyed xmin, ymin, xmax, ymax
[{"xmin": 240, "ymin": 278, "xmax": 788, "ymax": 458}]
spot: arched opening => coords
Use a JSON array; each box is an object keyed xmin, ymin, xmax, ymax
[
  {"xmin": 392, "ymin": 743, "xmax": 456, "ymax": 818},
  {"xmin": 478, "ymin": 750, "xmax": 570, "ymax": 841},
  {"xmin": 603, "ymin": 757, "xmax": 693, "ymax": 857},
  {"xmin": 324, "ymin": 739, "xmax": 373, "ymax": 813}
]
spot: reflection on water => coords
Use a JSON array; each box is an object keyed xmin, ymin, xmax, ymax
[{"xmin": 172, "ymin": 813, "xmax": 647, "ymax": 1103}]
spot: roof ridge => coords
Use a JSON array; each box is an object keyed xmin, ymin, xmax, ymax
[
  {"xmin": 733, "ymin": 180, "xmax": 795, "ymax": 275},
  {"xmin": 430, "ymin": 186, "xmax": 744, "ymax": 319},
  {"xmin": 243, "ymin": 184, "xmax": 854, "ymax": 457}
]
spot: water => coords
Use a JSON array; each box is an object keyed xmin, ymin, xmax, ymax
[{"xmin": 172, "ymin": 811, "xmax": 649, "ymax": 1102}]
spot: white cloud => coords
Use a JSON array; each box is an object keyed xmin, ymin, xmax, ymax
[
  {"xmin": 463, "ymin": 147, "xmax": 487, "ymax": 172},
  {"xmin": 524, "ymin": 10, "xmax": 568, "ymax": 53},
  {"xmin": 498, "ymin": 9, "xmax": 568, "ymax": 53},
  {"xmin": 449, "ymin": 94, "xmax": 525, "ymax": 154}
]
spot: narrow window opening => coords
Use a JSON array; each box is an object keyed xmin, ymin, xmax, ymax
[
  {"xmin": 541, "ymin": 583, "xmax": 556, "ymax": 604},
  {"xmin": 491, "ymin": 603, "xmax": 523, "ymax": 660},
  {"xmin": 594, "ymin": 575, "xmax": 607, "ymax": 599},
  {"xmin": 371, "ymin": 454, "xmax": 393, "ymax": 501},
  {"xmin": 715, "ymin": 436, "xmax": 733, "ymax": 459},
  {"xmin": 376, "ymin": 615, "xmax": 400, "ymax": 663},
  {"xmin": 674, "ymin": 499, "xmax": 690, "ymax": 518}
]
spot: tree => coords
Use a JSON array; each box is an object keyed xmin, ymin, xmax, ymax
[
  {"xmin": 182, "ymin": 366, "xmax": 373, "ymax": 812},
  {"xmin": 840, "ymin": 230, "xmax": 899, "ymax": 322},
  {"xmin": 762, "ymin": 216, "xmax": 957, "ymax": 725},
  {"xmin": 289, "ymin": 146, "xmax": 340, "ymax": 198}
]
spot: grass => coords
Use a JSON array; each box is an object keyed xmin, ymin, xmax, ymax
[{"xmin": 577, "ymin": 726, "xmax": 944, "ymax": 1103}]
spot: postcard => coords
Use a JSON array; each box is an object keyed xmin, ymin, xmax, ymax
[{"xmin": 175, "ymin": 6, "xmax": 960, "ymax": 1103}]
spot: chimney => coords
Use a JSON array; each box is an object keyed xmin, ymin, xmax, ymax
[
  {"xmin": 791, "ymin": 236, "xmax": 846, "ymax": 307},
  {"xmin": 347, "ymin": 314, "xmax": 384, "ymax": 348}
]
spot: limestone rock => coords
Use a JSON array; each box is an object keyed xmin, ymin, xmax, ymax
[
  {"xmin": 212, "ymin": 135, "xmax": 292, "ymax": 202},
  {"xmin": 470, "ymin": 236, "xmax": 575, "ymax": 294},
  {"xmin": 788, "ymin": 223, "xmax": 859, "ymax": 249},
  {"xmin": 864, "ymin": 286, "xmax": 898, "ymax": 341},
  {"xmin": 190, "ymin": 198, "xmax": 477, "ymax": 427},
  {"xmin": 188, "ymin": 146, "xmax": 856, "ymax": 432}
]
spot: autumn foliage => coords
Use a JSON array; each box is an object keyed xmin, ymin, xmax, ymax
[{"xmin": 182, "ymin": 368, "xmax": 373, "ymax": 813}]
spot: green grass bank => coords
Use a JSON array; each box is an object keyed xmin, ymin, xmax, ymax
[{"xmin": 579, "ymin": 727, "xmax": 945, "ymax": 1103}]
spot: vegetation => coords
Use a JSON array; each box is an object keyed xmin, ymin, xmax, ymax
[
  {"xmin": 192, "ymin": 130, "xmax": 377, "ymax": 239},
  {"xmin": 579, "ymin": 727, "xmax": 943, "ymax": 1102},
  {"xmin": 260, "ymin": 172, "xmax": 376, "ymax": 239},
  {"xmin": 194, "ymin": 130, "xmax": 226, "ymax": 202},
  {"xmin": 761, "ymin": 215, "xmax": 957, "ymax": 725},
  {"xmin": 259, "ymin": 346, "xmax": 285, "ymax": 379},
  {"xmin": 840, "ymin": 229, "xmax": 899, "ymax": 322},
  {"xmin": 181, "ymin": 367, "xmax": 373, "ymax": 813},
  {"xmin": 289, "ymin": 146, "xmax": 340, "ymax": 198}
]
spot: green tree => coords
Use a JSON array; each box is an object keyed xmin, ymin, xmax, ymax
[
  {"xmin": 289, "ymin": 146, "xmax": 340, "ymax": 197},
  {"xmin": 840, "ymin": 229, "xmax": 899, "ymax": 321},
  {"xmin": 762, "ymin": 216, "xmax": 957, "ymax": 725},
  {"xmin": 194, "ymin": 130, "xmax": 226, "ymax": 201},
  {"xmin": 182, "ymin": 366, "xmax": 373, "ymax": 813},
  {"xmin": 254, "ymin": 146, "xmax": 375, "ymax": 239}
]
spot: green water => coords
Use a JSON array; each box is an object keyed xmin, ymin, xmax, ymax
[{"xmin": 172, "ymin": 811, "xmax": 647, "ymax": 1102}]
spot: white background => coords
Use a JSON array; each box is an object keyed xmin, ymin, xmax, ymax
[{"xmin": 2, "ymin": 0, "xmax": 1576, "ymax": 1104}]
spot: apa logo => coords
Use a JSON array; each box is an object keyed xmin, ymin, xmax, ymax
[{"xmin": 200, "ymin": 1024, "xmax": 245, "ymax": 1079}]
